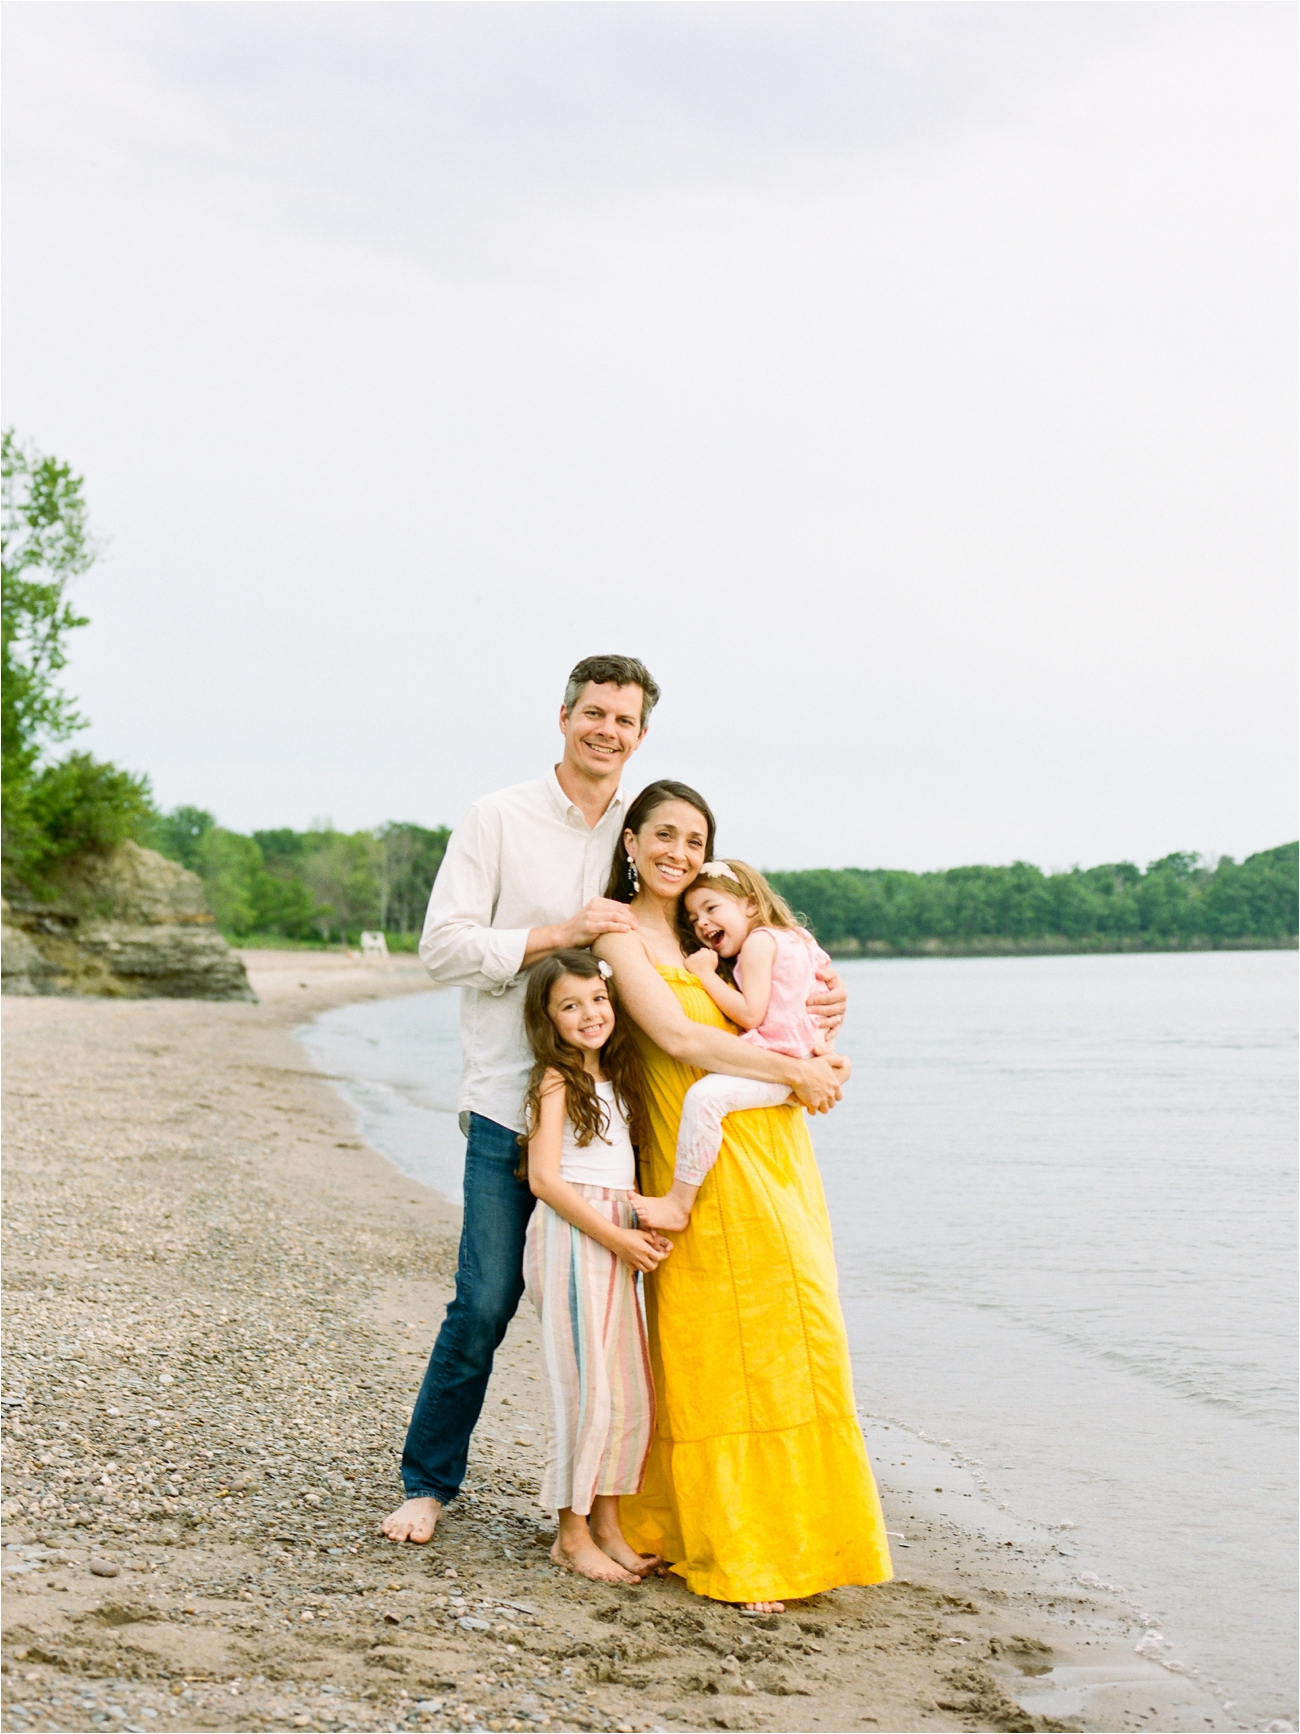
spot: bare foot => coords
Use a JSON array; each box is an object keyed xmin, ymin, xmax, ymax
[
  {"xmin": 740, "ymin": 1600, "xmax": 785, "ymax": 1614},
  {"xmin": 550, "ymin": 1535, "xmax": 641, "ymax": 1585},
  {"xmin": 381, "ymin": 1496, "xmax": 442, "ymax": 1544},
  {"xmin": 590, "ymin": 1524, "xmax": 664, "ymax": 1578},
  {"xmin": 631, "ymin": 1191, "xmax": 692, "ymax": 1233}
]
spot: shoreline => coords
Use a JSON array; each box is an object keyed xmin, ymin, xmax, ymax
[
  {"xmin": 1, "ymin": 953, "xmax": 1237, "ymax": 1734},
  {"xmin": 822, "ymin": 936, "xmax": 1298, "ymax": 959}
]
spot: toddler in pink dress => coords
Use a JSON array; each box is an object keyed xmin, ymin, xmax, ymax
[{"xmin": 630, "ymin": 858, "xmax": 834, "ymax": 1234}]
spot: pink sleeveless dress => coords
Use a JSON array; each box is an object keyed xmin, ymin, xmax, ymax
[{"xmin": 738, "ymin": 926, "xmax": 833, "ymax": 1057}]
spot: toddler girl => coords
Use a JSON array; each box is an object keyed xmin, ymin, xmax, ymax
[
  {"xmin": 519, "ymin": 948, "xmax": 671, "ymax": 1585},
  {"xmin": 632, "ymin": 860, "xmax": 834, "ymax": 1233}
]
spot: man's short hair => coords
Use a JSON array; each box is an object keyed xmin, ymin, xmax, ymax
[{"xmin": 563, "ymin": 655, "xmax": 660, "ymax": 730}]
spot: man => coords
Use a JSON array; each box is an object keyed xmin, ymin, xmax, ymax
[{"xmin": 382, "ymin": 653, "xmax": 846, "ymax": 1544}]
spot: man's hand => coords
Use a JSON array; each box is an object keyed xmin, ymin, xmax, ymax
[
  {"xmin": 807, "ymin": 965, "xmax": 847, "ymax": 1039},
  {"xmin": 686, "ymin": 948, "xmax": 719, "ymax": 978},
  {"xmin": 789, "ymin": 1053, "xmax": 851, "ymax": 1115},
  {"xmin": 561, "ymin": 897, "xmax": 639, "ymax": 948},
  {"xmin": 523, "ymin": 899, "xmax": 638, "ymax": 967}
]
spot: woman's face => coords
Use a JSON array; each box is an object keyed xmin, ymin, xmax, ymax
[{"xmin": 624, "ymin": 800, "xmax": 709, "ymax": 901}]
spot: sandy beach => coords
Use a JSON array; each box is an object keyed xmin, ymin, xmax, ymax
[{"xmin": 1, "ymin": 954, "xmax": 1239, "ymax": 1734}]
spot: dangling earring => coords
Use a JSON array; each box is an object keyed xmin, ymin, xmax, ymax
[{"xmin": 626, "ymin": 854, "xmax": 640, "ymax": 896}]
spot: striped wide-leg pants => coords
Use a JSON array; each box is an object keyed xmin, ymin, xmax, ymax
[{"xmin": 522, "ymin": 1187, "xmax": 656, "ymax": 1516}]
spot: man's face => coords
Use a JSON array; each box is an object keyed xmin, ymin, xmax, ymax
[{"xmin": 559, "ymin": 682, "xmax": 647, "ymax": 780}]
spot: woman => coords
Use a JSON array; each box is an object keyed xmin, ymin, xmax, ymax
[{"xmin": 594, "ymin": 779, "xmax": 893, "ymax": 1612}]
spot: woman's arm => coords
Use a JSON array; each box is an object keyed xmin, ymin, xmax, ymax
[
  {"xmin": 687, "ymin": 931, "xmax": 775, "ymax": 1031},
  {"xmin": 528, "ymin": 1076, "xmax": 671, "ymax": 1272},
  {"xmin": 595, "ymin": 933, "xmax": 849, "ymax": 1113}
]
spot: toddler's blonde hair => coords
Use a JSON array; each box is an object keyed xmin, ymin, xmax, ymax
[{"xmin": 686, "ymin": 858, "xmax": 804, "ymax": 935}]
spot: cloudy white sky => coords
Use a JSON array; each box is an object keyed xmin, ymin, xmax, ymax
[{"xmin": 3, "ymin": 2, "xmax": 1295, "ymax": 871}]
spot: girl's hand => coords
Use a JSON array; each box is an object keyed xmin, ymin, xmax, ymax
[
  {"xmin": 686, "ymin": 948, "xmax": 719, "ymax": 978},
  {"xmin": 614, "ymin": 1227, "xmax": 673, "ymax": 1272}
]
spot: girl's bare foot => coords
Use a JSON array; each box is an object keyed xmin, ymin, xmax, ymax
[
  {"xmin": 631, "ymin": 1190, "xmax": 692, "ymax": 1233},
  {"xmin": 381, "ymin": 1496, "xmax": 442, "ymax": 1543},
  {"xmin": 589, "ymin": 1521, "xmax": 663, "ymax": 1578},
  {"xmin": 549, "ymin": 1535, "xmax": 641, "ymax": 1584},
  {"xmin": 741, "ymin": 1600, "xmax": 785, "ymax": 1614}
]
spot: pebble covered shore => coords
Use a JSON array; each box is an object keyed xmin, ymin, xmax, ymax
[{"xmin": 3, "ymin": 952, "xmax": 1083, "ymax": 1734}]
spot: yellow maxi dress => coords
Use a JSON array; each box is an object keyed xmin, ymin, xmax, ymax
[{"xmin": 620, "ymin": 966, "xmax": 893, "ymax": 1604}]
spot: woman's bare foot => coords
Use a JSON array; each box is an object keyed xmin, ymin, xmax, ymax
[
  {"xmin": 381, "ymin": 1496, "xmax": 442, "ymax": 1544},
  {"xmin": 631, "ymin": 1189, "xmax": 693, "ymax": 1233},
  {"xmin": 741, "ymin": 1600, "xmax": 785, "ymax": 1614},
  {"xmin": 550, "ymin": 1534, "xmax": 641, "ymax": 1584}
]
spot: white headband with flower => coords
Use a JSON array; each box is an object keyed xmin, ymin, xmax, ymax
[
  {"xmin": 699, "ymin": 861, "xmax": 740, "ymax": 883},
  {"xmin": 597, "ymin": 960, "xmax": 613, "ymax": 978}
]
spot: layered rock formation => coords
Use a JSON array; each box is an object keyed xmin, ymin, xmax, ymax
[{"xmin": 1, "ymin": 841, "xmax": 255, "ymax": 1000}]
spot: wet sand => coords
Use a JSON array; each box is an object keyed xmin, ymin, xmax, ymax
[{"xmin": 1, "ymin": 952, "xmax": 1236, "ymax": 1733}]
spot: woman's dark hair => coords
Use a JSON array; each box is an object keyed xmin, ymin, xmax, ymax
[
  {"xmin": 517, "ymin": 949, "xmax": 648, "ymax": 1181},
  {"xmin": 603, "ymin": 778, "xmax": 718, "ymax": 905}
]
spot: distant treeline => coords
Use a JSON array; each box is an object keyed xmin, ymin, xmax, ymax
[
  {"xmin": 768, "ymin": 844, "xmax": 1299, "ymax": 956},
  {"xmin": 150, "ymin": 809, "xmax": 449, "ymax": 945},
  {"xmin": 153, "ymin": 805, "xmax": 1298, "ymax": 957}
]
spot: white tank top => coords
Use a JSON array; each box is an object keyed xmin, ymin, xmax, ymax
[{"xmin": 560, "ymin": 1080, "xmax": 636, "ymax": 1188}]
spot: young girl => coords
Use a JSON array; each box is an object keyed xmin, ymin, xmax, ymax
[
  {"xmin": 519, "ymin": 949, "xmax": 672, "ymax": 1586},
  {"xmin": 632, "ymin": 860, "xmax": 834, "ymax": 1234}
]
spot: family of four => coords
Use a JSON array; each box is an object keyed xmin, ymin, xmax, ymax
[{"xmin": 381, "ymin": 655, "xmax": 893, "ymax": 1612}]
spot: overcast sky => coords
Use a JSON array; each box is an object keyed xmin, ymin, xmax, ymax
[{"xmin": 3, "ymin": 2, "xmax": 1295, "ymax": 871}]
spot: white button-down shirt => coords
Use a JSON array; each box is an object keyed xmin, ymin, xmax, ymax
[{"xmin": 419, "ymin": 768, "xmax": 628, "ymax": 1133}]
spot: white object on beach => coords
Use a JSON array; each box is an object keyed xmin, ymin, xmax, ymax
[{"xmin": 360, "ymin": 931, "xmax": 389, "ymax": 961}]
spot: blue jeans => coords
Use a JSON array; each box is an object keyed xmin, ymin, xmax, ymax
[{"xmin": 401, "ymin": 1112, "xmax": 536, "ymax": 1504}]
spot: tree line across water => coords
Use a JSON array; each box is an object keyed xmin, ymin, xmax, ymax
[
  {"xmin": 142, "ymin": 814, "xmax": 1295, "ymax": 953},
  {"xmin": 3, "ymin": 430, "xmax": 1296, "ymax": 954},
  {"xmin": 768, "ymin": 846, "xmax": 1298, "ymax": 955}
]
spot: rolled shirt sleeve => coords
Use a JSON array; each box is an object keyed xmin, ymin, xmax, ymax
[
  {"xmin": 415, "ymin": 770, "xmax": 627, "ymax": 1130},
  {"xmin": 419, "ymin": 804, "xmax": 530, "ymax": 993}
]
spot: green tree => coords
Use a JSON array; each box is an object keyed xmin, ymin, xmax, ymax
[
  {"xmin": 149, "ymin": 805, "xmax": 215, "ymax": 872},
  {"xmin": 1, "ymin": 430, "xmax": 95, "ymax": 791},
  {"xmin": 2, "ymin": 431, "xmax": 155, "ymax": 889},
  {"xmin": 299, "ymin": 831, "xmax": 382, "ymax": 940},
  {"xmin": 378, "ymin": 822, "xmax": 450, "ymax": 933},
  {"xmin": 192, "ymin": 827, "xmax": 263, "ymax": 934}
]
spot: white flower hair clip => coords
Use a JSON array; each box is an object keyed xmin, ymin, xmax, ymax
[
  {"xmin": 700, "ymin": 861, "xmax": 740, "ymax": 882},
  {"xmin": 597, "ymin": 960, "xmax": 613, "ymax": 978}
]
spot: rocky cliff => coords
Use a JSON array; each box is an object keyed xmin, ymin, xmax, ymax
[{"xmin": 1, "ymin": 841, "xmax": 255, "ymax": 1000}]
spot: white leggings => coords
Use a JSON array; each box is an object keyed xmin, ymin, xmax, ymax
[{"xmin": 674, "ymin": 1072, "xmax": 792, "ymax": 1186}]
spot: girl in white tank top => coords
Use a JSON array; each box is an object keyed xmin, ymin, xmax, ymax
[
  {"xmin": 558, "ymin": 1078, "xmax": 636, "ymax": 1187},
  {"xmin": 519, "ymin": 949, "xmax": 672, "ymax": 1587}
]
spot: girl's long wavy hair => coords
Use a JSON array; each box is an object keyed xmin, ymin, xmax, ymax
[{"xmin": 517, "ymin": 949, "xmax": 648, "ymax": 1181}]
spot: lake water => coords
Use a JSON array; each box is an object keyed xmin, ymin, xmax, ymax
[{"xmin": 297, "ymin": 949, "xmax": 1297, "ymax": 1728}]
